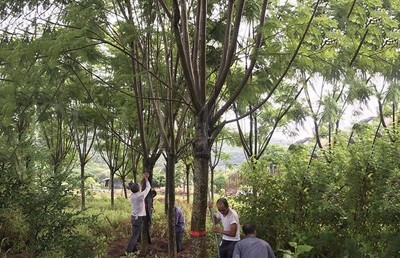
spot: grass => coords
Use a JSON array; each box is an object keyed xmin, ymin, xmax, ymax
[
  {"xmin": 79, "ymin": 190, "xmax": 195, "ymax": 240},
  {"xmin": 1, "ymin": 188, "xmax": 221, "ymax": 257}
]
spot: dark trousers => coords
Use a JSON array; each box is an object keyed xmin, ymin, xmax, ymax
[
  {"xmin": 143, "ymin": 215, "xmax": 152, "ymax": 244},
  {"xmin": 219, "ymin": 240, "xmax": 238, "ymax": 258},
  {"xmin": 126, "ymin": 216, "xmax": 144, "ymax": 253},
  {"xmin": 176, "ymin": 230, "xmax": 183, "ymax": 252}
]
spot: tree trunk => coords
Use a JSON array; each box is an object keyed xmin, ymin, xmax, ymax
[
  {"xmin": 186, "ymin": 164, "xmax": 190, "ymax": 204},
  {"xmin": 110, "ymin": 172, "xmax": 115, "ymax": 207},
  {"xmin": 122, "ymin": 176, "xmax": 128, "ymax": 199},
  {"xmin": 166, "ymin": 152, "xmax": 177, "ymax": 257},
  {"xmin": 210, "ymin": 167, "xmax": 214, "ymax": 201},
  {"xmin": 165, "ymin": 166, "xmax": 169, "ymax": 214},
  {"xmin": 190, "ymin": 118, "xmax": 209, "ymax": 257},
  {"xmin": 80, "ymin": 163, "xmax": 85, "ymax": 210},
  {"xmin": 140, "ymin": 163, "xmax": 156, "ymax": 253}
]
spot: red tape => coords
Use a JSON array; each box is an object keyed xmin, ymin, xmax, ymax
[{"xmin": 190, "ymin": 230, "xmax": 207, "ymax": 237}]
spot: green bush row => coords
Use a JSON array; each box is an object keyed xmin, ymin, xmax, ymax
[{"xmin": 235, "ymin": 130, "xmax": 400, "ymax": 257}]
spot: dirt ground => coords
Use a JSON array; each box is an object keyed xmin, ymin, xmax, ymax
[
  {"xmin": 107, "ymin": 236, "xmax": 192, "ymax": 258},
  {"xmin": 4, "ymin": 237, "xmax": 191, "ymax": 258}
]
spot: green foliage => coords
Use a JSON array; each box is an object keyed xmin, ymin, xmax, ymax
[
  {"xmin": 236, "ymin": 129, "xmax": 400, "ymax": 257},
  {"xmin": 0, "ymin": 167, "xmax": 99, "ymax": 257},
  {"xmin": 152, "ymin": 171, "xmax": 166, "ymax": 188},
  {"xmin": 279, "ymin": 242, "xmax": 314, "ymax": 258},
  {"xmin": 214, "ymin": 173, "xmax": 228, "ymax": 192},
  {"xmin": 1, "ymin": 0, "xmax": 400, "ymax": 257}
]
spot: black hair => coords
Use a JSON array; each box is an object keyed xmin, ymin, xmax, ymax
[
  {"xmin": 128, "ymin": 182, "xmax": 140, "ymax": 193},
  {"xmin": 242, "ymin": 223, "xmax": 256, "ymax": 235},
  {"xmin": 216, "ymin": 197, "xmax": 229, "ymax": 208}
]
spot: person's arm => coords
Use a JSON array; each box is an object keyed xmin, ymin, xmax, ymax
[
  {"xmin": 214, "ymin": 222, "xmax": 237, "ymax": 237},
  {"xmin": 214, "ymin": 214, "xmax": 221, "ymax": 224},
  {"xmin": 141, "ymin": 173, "xmax": 151, "ymax": 197},
  {"xmin": 178, "ymin": 210, "xmax": 185, "ymax": 227}
]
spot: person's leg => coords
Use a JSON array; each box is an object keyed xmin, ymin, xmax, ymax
[
  {"xmin": 126, "ymin": 216, "xmax": 143, "ymax": 253},
  {"xmin": 219, "ymin": 240, "xmax": 230, "ymax": 258},
  {"xmin": 176, "ymin": 231, "xmax": 182, "ymax": 252},
  {"xmin": 227, "ymin": 241, "xmax": 238, "ymax": 258}
]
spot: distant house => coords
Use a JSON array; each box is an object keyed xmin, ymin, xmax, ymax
[{"xmin": 101, "ymin": 178, "xmax": 124, "ymax": 189}]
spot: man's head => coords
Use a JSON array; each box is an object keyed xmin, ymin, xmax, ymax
[
  {"xmin": 216, "ymin": 198, "xmax": 230, "ymax": 216},
  {"xmin": 242, "ymin": 223, "xmax": 257, "ymax": 235},
  {"xmin": 128, "ymin": 181, "xmax": 140, "ymax": 193}
]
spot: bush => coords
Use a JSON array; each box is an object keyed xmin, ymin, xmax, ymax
[
  {"xmin": 0, "ymin": 165, "xmax": 101, "ymax": 257},
  {"xmin": 235, "ymin": 132, "xmax": 400, "ymax": 257}
]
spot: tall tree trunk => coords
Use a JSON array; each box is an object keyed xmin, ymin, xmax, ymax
[
  {"xmin": 190, "ymin": 118, "xmax": 209, "ymax": 257},
  {"xmin": 165, "ymin": 165, "xmax": 169, "ymax": 214},
  {"xmin": 210, "ymin": 166, "xmax": 214, "ymax": 201},
  {"xmin": 121, "ymin": 175, "xmax": 128, "ymax": 198},
  {"xmin": 186, "ymin": 163, "xmax": 190, "ymax": 204},
  {"xmin": 110, "ymin": 172, "xmax": 115, "ymax": 207},
  {"xmin": 166, "ymin": 152, "xmax": 177, "ymax": 257},
  {"xmin": 80, "ymin": 163, "xmax": 85, "ymax": 210}
]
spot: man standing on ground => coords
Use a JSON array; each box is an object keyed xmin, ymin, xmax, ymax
[
  {"xmin": 125, "ymin": 172, "xmax": 151, "ymax": 254},
  {"xmin": 211, "ymin": 198, "xmax": 240, "ymax": 258},
  {"xmin": 174, "ymin": 205, "xmax": 185, "ymax": 252},
  {"xmin": 141, "ymin": 179, "xmax": 157, "ymax": 244},
  {"xmin": 233, "ymin": 223, "xmax": 275, "ymax": 258}
]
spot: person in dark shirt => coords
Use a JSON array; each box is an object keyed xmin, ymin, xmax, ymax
[
  {"xmin": 174, "ymin": 206, "xmax": 185, "ymax": 252},
  {"xmin": 233, "ymin": 223, "xmax": 275, "ymax": 258}
]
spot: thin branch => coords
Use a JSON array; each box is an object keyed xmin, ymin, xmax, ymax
[
  {"xmin": 212, "ymin": 0, "xmax": 322, "ymax": 128},
  {"xmin": 208, "ymin": 0, "xmax": 261, "ymax": 123},
  {"xmin": 349, "ymin": 29, "xmax": 368, "ymax": 67}
]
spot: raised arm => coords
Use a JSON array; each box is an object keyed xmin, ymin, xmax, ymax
[{"xmin": 141, "ymin": 172, "xmax": 151, "ymax": 197}]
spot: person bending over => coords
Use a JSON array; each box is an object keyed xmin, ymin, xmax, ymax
[{"xmin": 233, "ymin": 223, "xmax": 275, "ymax": 258}]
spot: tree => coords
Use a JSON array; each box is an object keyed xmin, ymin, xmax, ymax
[
  {"xmin": 162, "ymin": 0, "xmax": 324, "ymax": 254},
  {"xmin": 209, "ymin": 130, "xmax": 232, "ymax": 201},
  {"xmin": 95, "ymin": 87, "xmax": 128, "ymax": 207},
  {"xmin": 68, "ymin": 75, "xmax": 99, "ymax": 210}
]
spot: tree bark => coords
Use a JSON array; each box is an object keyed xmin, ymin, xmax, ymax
[
  {"xmin": 190, "ymin": 117, "xmax": 209, "ymax": 257},
  {"xmin": 140, "ymin": 165, "xmax": 156, "ymax": 253},
  {"xmin": 80, "ymin": 163, "xmax": 85, "ymax": 210},
  {"xmin": 110, "ymin": 172, "xmax": 114, "ymax": 207},
  {"xmin": 166, "ymin": 152, "xmax": 177, "ymax": 257},
  {"xmin": 186, "ymin": 164, "xmax": 190, "ymax": 204}
]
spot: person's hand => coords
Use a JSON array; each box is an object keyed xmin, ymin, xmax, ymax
[
  {"xmin": 212, "ymin": 226, "xmax": 220, "ymax": 234},
  {"xmin": 143, "ymin": 172, "xmax": 150, "ymax": 180}
]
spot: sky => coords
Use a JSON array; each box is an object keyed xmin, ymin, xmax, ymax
[{"xmin": 224, "ymin": 84, "xmax": 381, "ymax": 146}]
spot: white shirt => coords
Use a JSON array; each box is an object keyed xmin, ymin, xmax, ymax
[
  {"xmin": 216, "ymin": 208, "xmax": 240, "ymax": 241},
  {"xmin": 129, "ymin": 180, "xmax": 151, "ymax": 217}
]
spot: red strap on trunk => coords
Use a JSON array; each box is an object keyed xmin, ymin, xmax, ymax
[{"xmin": 190, "ymin": 230, "xmax": 207, "ymax": 237}]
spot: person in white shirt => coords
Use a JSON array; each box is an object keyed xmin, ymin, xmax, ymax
[
  {"xmin": 125, "ymin": 172, "xmax": 151, "ymax": 254},
  {"xmin": 211, "ymin": 198, "xmax": 240, "ymax": 258}
]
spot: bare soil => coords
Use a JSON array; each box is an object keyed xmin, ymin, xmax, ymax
[
  {"xmin": 107, "ymin": 236, "xmax": 192, "ymax": 258},
  {"xmin": 4, "ymin": 237, "xmax": 191, "ymax": 258}
]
